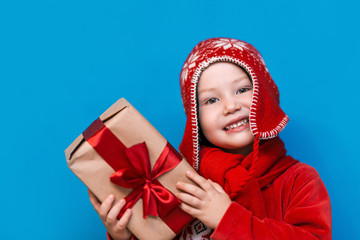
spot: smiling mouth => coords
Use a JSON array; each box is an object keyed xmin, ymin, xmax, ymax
[{"xmin": 224, "ymin": 119, "xmax": 249, "ymax": 131}]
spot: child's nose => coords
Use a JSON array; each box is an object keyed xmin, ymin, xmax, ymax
[{"xmin": 223, "ymin": 98, "xmax": 240, "ymax": 115}]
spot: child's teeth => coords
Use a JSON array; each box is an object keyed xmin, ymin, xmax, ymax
[{"xmin": 225, "ymin": 119, "xmax": 249, "ymax": 130}]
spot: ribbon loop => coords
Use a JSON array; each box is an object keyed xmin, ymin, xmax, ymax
[{"xmin": 110, "ymin": 142, "xmax": 181, "ymax": 218}]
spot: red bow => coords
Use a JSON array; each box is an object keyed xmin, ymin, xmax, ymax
[
  {"xmin": 110, "ymin": 142, "xmax": 181, "ymax": 218},
  {"xmin": 82, "ymin": 118, "xmax": 182, "ymax": 219}
]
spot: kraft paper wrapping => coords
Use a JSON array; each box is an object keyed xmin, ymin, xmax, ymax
[{"xmin": 65, "ymin": 98, "xmax": 195, "ymax": 240}]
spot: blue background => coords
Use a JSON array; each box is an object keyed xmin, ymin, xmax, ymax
[{"xmin": 1, "ymin": 0, "xmax": 359, "ymax": 239}]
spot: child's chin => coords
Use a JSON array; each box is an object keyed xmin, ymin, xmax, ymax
[{"xmin": 223, "ymin": 137, "xmax": 255, "ymax": 152}]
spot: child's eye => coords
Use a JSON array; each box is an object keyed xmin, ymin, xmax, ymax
[
  {"xmin": 205, "ymin": 98, "xmax": 219, "ymax": 105},
  {"xmin": 236, "ymin": 87, "xmax": 251, "ymax": 94}
]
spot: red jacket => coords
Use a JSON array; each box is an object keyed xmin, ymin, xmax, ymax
[{"xmin": 212, "ymin": 162, "xmax": 331, "ymax": 239}]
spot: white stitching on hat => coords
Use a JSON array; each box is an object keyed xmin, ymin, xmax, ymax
[
  {"xmin": 188, "ymin": 54, "xmax": 288, "ymax": 169},
  {"xmin": 189, "ymin": 55, "xmax": 258, "ymax": 170}
]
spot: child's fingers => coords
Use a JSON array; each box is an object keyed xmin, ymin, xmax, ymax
[
  {"xmin": 88, "ymin": 189, "xmax": 101, "ymax": 212},
  {"xmin": 176, "ymin": 191, "xmax": 202, "ymax": 208},
  {"xmin": 179, "ymin": 202, "xmax": 201, "ymax": 218},
  {"xmin": 106, "ymin": 199, "xmax": 126, "ymax": 223},
  {"xmin": 208, "ymin": 179, "xmax": 226, "ymax": 193},
  {"xmin": 115, "ymin": 209, "xmax": 132, "ymax": 230},
  {"xmin": 176, "ymin": 181, "xmax": 205, "ymax": 199},
  {"xmin": 185, "ymin": 171, "xmax": 212, "ymax": 192},
  {"xmin": 98, "ymin": 194, "xmax": 115, "ymax": 220}
]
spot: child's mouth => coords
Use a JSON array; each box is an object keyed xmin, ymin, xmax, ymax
[{"xmin": 224, "ymin": 119, "xmax": 249, "ymax": 131}]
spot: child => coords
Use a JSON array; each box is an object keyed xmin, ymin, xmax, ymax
[
  {"xmin": 175, "ymin": 38, "xmax": 331, "ymax": 239},
  {"xmin": 88, "ymin": 37, "xmax": 332, "ymax": 240}
]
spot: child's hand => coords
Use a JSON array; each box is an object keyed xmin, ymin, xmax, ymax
[
  {"xmin": 88, "ymin": 189, "xmax": 132, "ymax": 240},
  {"xmin": 176, "ymin": 171, "xmax": 231, "ymax": 229}
]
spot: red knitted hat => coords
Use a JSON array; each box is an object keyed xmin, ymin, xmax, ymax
[{"xmin": 179, "ymin": 37, "xmax": 289, "ymax": 171}]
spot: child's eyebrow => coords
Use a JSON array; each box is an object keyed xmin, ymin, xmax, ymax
[
  {"xmin": 232, "ymin": 77, "xmax": 250, "ymax": 84},
  {"xmin": 198, "ymin": 87, "xmax": 217, "ymax": 95}
]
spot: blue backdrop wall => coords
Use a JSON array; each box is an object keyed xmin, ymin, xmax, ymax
[{"xmin": 1, "ymin": 0, "xmax": 359, "ymax": 239}]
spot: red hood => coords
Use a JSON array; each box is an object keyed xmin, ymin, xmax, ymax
[{"xmin": 179, "ymin": 38, "xmax": 288, "ymax": 170}]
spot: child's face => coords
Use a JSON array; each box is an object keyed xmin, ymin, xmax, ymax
[{"xmin": 197, "ymin": 62, "xmax": 254, "ymax": 154}]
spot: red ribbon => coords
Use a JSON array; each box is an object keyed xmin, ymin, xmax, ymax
[
  {"xmin": 110, "ymin": 141, "xmax": 182, "ymax": 218},
  {"xmin": 83, "ymin": 118, "xmax": 192, "ymax": 231}
]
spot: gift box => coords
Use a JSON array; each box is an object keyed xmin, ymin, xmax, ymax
[{"xmin": 65, "ymin": 98, "xmax": 194, "ymax": 240}]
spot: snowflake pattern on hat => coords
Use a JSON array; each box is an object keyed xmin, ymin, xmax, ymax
[{"xmin": 211, "ymin": 38, "xmax": 249, "ymax": 51}]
